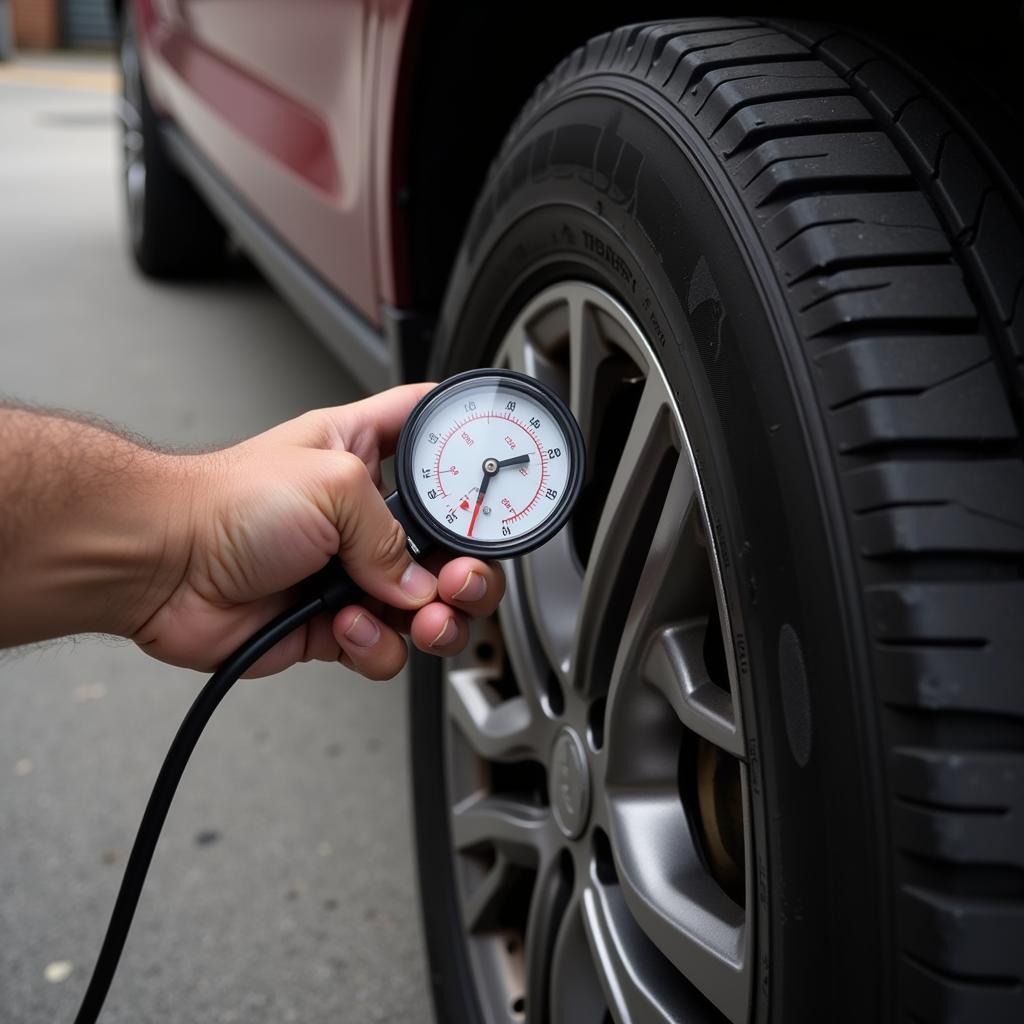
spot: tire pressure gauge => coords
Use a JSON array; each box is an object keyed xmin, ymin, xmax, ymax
[{"xmin": 393, "ymin": 368, "xmax": 585, "ymax": 560}]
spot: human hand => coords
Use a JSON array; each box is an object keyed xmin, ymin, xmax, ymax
[{"xmin": 131, "ymin": 384, "xmax": 505, "ymax": 678}]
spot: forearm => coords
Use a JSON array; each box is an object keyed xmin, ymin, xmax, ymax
[{"xmin": 0, "ymin": 408, "xmax": 194, "ymax": 646}]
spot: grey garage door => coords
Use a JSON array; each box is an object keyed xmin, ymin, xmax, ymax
[{"xmin": 63, "ymin": 0, "xmax": 116, "ymax": 46}]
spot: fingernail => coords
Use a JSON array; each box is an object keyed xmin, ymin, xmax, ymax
[
  {"xmin": 453, "ymin": 570, "xmax": 487, "ymax": 603},
  {"xmin": 344, "ymin": 612, "xmax": 380, "ymax": 648},
  {"xmin": 429, "ymin": 617, "xmax": 458, "ymax": 649},
  {"xmin": 400, "ymin": 562, "xmax": 436, "ymax": 601}
]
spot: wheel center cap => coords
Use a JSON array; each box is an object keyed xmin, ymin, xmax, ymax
[{"xmin": 549, "ymin": 728, "xmax": 591, "ymax": 839}]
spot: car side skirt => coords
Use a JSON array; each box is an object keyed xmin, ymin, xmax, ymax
[{"xmin": 162, "ymin": 123, "xmax": 400, "ymax": 394}]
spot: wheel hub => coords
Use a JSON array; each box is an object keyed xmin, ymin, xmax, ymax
[{"xmin": 549, "ymin": 727, "xmax": 591, "ymax": 839}]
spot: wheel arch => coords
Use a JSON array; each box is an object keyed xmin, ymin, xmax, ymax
[{"xmin": 397, "ymin": 0, "xmax": 647, "ymax": 317}]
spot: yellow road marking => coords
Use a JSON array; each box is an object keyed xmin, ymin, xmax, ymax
[{"xmin": 0, "ymin": 64, "xmax": 119, "ymax": 94}]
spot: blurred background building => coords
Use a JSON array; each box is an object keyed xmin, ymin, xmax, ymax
[{"xmin": 4, "ymin": 0, "xmax": 115, "ymax": 51}]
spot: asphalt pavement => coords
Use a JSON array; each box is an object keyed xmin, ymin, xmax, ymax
[{"xmin": 0, "ymin": 53, "xmax": 431, "ymax": 1023}]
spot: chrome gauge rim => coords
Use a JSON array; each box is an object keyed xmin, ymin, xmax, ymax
[
  {"xmin": 119, "ymin": 13, "xmax": 145, "ymax": 248},
  {"xmin": 442, "ymin": 281, "xmax": 754, "ymax": 1023}
]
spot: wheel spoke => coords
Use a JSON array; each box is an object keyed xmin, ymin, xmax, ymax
[
  {"xmin": 567, "ymin": 291, "xmax": 608, "ymax": 454},
  {"xmin": 517, "ymin": 527, "xmax": 582, "ymax": 681},
  {"xmin": 451, "ymin": 791, "xmax": 552, "ymax": 867},
  {"xmin": 496, "ymin": 570, "xmax": 564, "ymax": 727},
  {"xmin": 572, "ymin": 378, "xmax": 674, "ymax": 697},
  {"xmin": 601, "ymin": 444, "xmax": 744, "ymax": 759},
  {"xmin": 550, "ymin": 894, "xmax": 610, "ymax": 1023},
  {"xmin": 502, "ymin": 322, "xmax": 566, "ymax": 394},
  {"xmin": 447, "ymin": 668, "xmax": 542, "ymax": 762},
  {"xmin": 581, "ymin": 879, "xmax": 723, "ymax": 1024},
  {"xmin": 606, "ymin": 794, "xmax": 751, "ymax": 1023},
  {"xmin": 646, "ymin": 621, "xmax": 743, "ymax": 757},
  {"xmin": 602, "ymin": 450, "xmax": 704, "ymax": 686},
  {"xmin": 524, "ymin": 853, "xmax": 573, "ymax": 1021},
  {"xmin": 461, "ymin": 853, "xmax": 520, "ymax": 933}
]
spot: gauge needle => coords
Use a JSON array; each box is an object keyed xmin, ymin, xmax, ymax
[
  {"xmin": 467, "ymin": 471, "xmax": 493, "ymax": 538},
  {"xmin": 495, "ymin": 454, "xmax": 530, "ymax": 469}
]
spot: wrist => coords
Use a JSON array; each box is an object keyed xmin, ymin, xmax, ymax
[
  {"xmin": 104, "ymin": 450, "xmax": 203, "ymax": 639},
  {"xmin": 0, "ymin": 411, "xmax": 203, "ymax": 644}
]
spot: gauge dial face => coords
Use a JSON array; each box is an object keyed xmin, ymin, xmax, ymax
[{"xmin": 402, "ymin": 373, "xmax": 581, "ymax": 554}]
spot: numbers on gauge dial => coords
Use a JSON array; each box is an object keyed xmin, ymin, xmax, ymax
[{"xmin": 410, "ymin": 387, "xmax": 571, "ymax": 543}]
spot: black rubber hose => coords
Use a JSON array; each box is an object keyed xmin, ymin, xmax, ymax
[{"xmin": 72, "ymin": 594, "xmax": 328, "ymax": 1024}]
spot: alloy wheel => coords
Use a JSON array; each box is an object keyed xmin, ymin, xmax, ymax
[{"xmin": 443, "ymin": 282, "xmax": 754, "ymax": 1023}]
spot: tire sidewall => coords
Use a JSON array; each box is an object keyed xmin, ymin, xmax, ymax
[{"xmin": 418, "ymin": 86, "xmax": 888, "ymax": 1023}]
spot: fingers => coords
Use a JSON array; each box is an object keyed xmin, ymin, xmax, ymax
[
  {"xmin": 330, "ymin": 383, "xmax": 435, "ymax": 460},
  {"xmin": 437, "ymin": 557, "xmax": 506, "ymax": 617},
  {"xmin": 377, "ymin": 557, "xmax": 504, "ymax": 659},
  {"xmin": 407, "ymin": 601, "xmax": 469, "ymax": 657},
  {"xmin": 333, "ymin": 605, "xmax": 408, "ymax": 680},
  {"xmin": 237, "ymin": 553, "xmax": 503, "ymax": 681},
  {"xmin": 241, "ymin": 603, "xmax": 409, "ymax": 681},
  {"xmin": 244, "ymin": 552, "xmax": 504, "ymax": 681},
  {"xmin": 404, "ymin": 555, "xmax": 503, "ymax": 656},
  {"xmin": 326, "ymin": 450, "xmax": 438, "ymax": 611}
]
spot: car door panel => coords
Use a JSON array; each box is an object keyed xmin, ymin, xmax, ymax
[{"xmin": 141, "ymin": 0, "xmax": 384, "ymax": 323}]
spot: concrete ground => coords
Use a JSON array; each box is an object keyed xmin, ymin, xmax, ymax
[{"xmin": 0, "ymin": 54, "xmax": 431, "ymax": 1023}]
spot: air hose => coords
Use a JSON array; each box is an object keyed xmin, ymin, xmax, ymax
[{"xmin": 73, "ymin": 560, "xmax": 362, "ymax": 1024}]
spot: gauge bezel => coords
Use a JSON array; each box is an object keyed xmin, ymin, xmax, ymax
[{"xmin": 395, "ymin": 368, "xmax": 586, "ymax": 559}]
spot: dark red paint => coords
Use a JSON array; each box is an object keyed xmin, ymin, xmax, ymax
[{"xmin": 134, "ymin": 0, "xmax": 417, "ymax": 322}]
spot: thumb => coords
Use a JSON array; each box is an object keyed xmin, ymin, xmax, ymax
[{"xmin": 329, "ymin": 451, "xmax": 437, "ymax": 609}]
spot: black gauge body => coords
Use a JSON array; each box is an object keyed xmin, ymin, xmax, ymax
[{"xmin": 394, "ymin": 368, "xmax": 585, "ymax": 560}]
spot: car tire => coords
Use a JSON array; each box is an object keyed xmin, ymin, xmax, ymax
[
  {"xmin": 411, "ymin": 17, "xmax": 1024, "ymax": 1024},
  {"xmin": 119, "ymin": 6, "xmax": 225, "ymax": 278}
]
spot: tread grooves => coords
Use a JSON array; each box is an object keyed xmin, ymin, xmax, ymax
[
  {"xmin": 891, "ymin": 92, "xmax": 923, "ymax": 125},
  {"xmin": 788, "ymin": 252, "xmax": 953, "ymax": 286},
  {"xmin": 656, "ymin": 30, "xmax": 784, "ymax": 88},
  {"xmin": 810, "ymin": 315, "xmax": 977, "ymax": 340},
  {"xmin": 830, "ymin": 387, "xmax": 929, "ymax": 413},
  {"xmin": 896, "ymin": 794, "xmax": 1009, "ymax": 818},
  {"xmin": 721, "ymin": 116, "xmax": 878, "ymax": 159},
  {"xmin": 760, "ymin": 178, "xmax": 919, "ymax": 210},
  {"xmin": 799, "ymin": 280, "xmax": 891, "ymax": 313},
  {"xmin": 675, "ymin": 51, "xmax": 818, "ymax": 99},
  {"xmin": 773, "ymin": 216, "xmax": 861, "ymax": 250},
  {"xmin": 903, "ymin": 952, "xmax": 1021, "ymax": 990},
  {"xmin": 701, "ymin": 83, "xmax": 851, "ymax": 128},
  {"xmin": 929, "ymin": 128, "xmax": 953, "ymax": 183},
  {"xmin": 958, "ymin": 186, "xmax": 996, "ymax": 246},
  {"xmin": 741, "ymin": 150, "xmax": 830, "ymax": 190},
  {"xmin": 877, "ymin": 638, "xmax": 988, "ymax": 650}
]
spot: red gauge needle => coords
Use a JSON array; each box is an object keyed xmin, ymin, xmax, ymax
[
  {"xmin": 467, "ymin": 492, "xmax": 485, "ymax": 537},
  {"xmin": 467, "ymin": 468, "xmax": 495, "ymax": 537}
]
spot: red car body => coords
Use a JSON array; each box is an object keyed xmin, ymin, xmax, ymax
[{"xmin": 133, "ymin": 0, "xmax": 416, "ymax": 325}]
